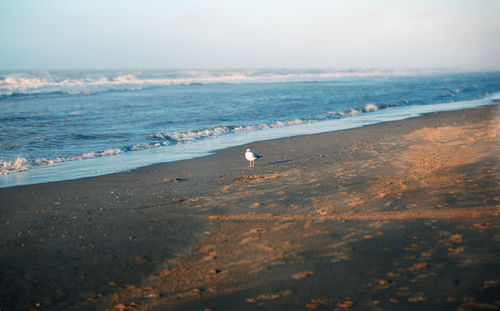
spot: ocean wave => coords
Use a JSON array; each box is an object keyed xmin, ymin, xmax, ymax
[
  {"xmin": 0, "ymin": 116, "xmax": 327, "ymax": 175},
  {"xmin": 1, "ymin": 157, "xmax": 29, "ymax": 175},
  {"xmin": 0, "ymin": 74, "xmax": 150, "ymax": 98},
  {"xmin": 362, "ymin": 104, "xmax": 378, "ymax": 112},
  {"xmin": 0, "ymin": 149, "xmax": 122, "ymax": 175},
  {"xmin": 151, "ymin": 119, "xmax": 311, "ymax": 144},
  {"xmin": 0, "ymin": 69, "xmax": 441, "ymax": 98}
]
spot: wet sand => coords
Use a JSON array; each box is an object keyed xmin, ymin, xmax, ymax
[{"xmin": 1, "ymin": 105, "xmax": 499, "ymax": 310}]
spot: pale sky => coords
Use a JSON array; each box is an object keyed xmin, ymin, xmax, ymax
[{"xmin": 1, "ymin": 0, "xmax": 499, "ymax": 70}]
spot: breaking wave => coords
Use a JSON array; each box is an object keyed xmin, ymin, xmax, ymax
[
  {"xmin": 151, "ymin": 119, "xmax": 309, "ymax": 144},
  {"xmin": 0, "ymin": 68, "xmax": 440, "ymax": 98},
  {"xmin": 0, "ymin": 149, "xmax": 122, "ymax": 175}
]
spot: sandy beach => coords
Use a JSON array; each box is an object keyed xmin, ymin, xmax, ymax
[{"xmin": 1, "ymin": 104, "xmax": 499, "ymax": 310}]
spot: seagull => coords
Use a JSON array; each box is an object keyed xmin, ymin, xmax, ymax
[{"xmin": 245, "ymin": 148, "xmax": 262, "ymax": 167}]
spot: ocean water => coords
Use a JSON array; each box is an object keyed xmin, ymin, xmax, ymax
[{"xmin": 1, "ymin": 69, "xmax": 499, "ymax": 188}]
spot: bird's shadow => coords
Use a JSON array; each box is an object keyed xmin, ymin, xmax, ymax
[{"xmin": 267, "ymin": 159, "xmax": 292, "ymax": 165}]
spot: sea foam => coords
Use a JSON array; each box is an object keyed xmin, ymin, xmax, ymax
[
  {"xmin": 0, "ymin": 149, "xmax": 123, "ymax": 175},
  {"xmin": 362, "ymin": 104, "xmax": 378, "ymax": 112},
  {"xmin": 0, "ymin": 68, "xmax": 438, "ymax": 98},
  {"xmin": 1, "ymin": 157, "xmax": 28, "ymax": 175}
]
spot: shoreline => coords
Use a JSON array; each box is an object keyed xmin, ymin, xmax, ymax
[
  {"xmin": 1, "ymin": 104, "xmax": 499, "ymax": 310},
  {"xmin": 1, "ymin": 97, "xmax": 498, "ymax": 189}
]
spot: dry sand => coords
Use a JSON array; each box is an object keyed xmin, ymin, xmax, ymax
[{"xmin": 1, "ymin": 105, "xmax": 499, "ymax": 310}]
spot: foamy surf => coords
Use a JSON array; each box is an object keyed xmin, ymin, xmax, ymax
[
  {"xmin": 0, "ymin": 68, "xmax": 470, "ymax": 98},
  {"xmin": 0, "ymin": 119, "xmax": 314, "ymax": 175},
  {"xmin": 0, "ymin": 149, "xmax": 122, "ymax": 175}
]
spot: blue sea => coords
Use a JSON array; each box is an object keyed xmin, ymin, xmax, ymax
[{"xmin": 1, "ymin": 69, "xmax": 499, "ymax": 188}]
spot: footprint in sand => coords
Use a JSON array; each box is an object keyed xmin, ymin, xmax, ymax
[
  {"xmin": 408, "ymin": 262, "xmax": 429, "ymax": 272},
  {"xmin": 246, "ymin": 290, "xmax": 293, "ymax": 303},
  {"xmin": 336, "ymin": 298, "xmax": 355, "ymax": 309},
  {"xmin": 449, "ymin": 233, "xmax": 464, "ymax": 243},
  {"xmin": 293, "ymin": 271, "xmax": 315, "ymax": 279},
  {"xmin": 376, "ymin": 278, "xmax": 396, "ymax": 288},
  {"xmin": 306, "ymin": 298, "xmax": 331, "ymax": 309}
]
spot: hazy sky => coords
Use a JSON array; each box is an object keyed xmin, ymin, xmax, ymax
[{"xmin": 1, "ymin": 0, "xmax": 499, "ymax": 70}]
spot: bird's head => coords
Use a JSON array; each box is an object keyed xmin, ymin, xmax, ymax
[{"xmin": 246, "ymin": 149, "xmax": 251, "ymax": 152}]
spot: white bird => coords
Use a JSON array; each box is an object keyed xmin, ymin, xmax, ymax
[{"xmin": 245, "ymin": 148, "xmax": 262, "ymax": 167}]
